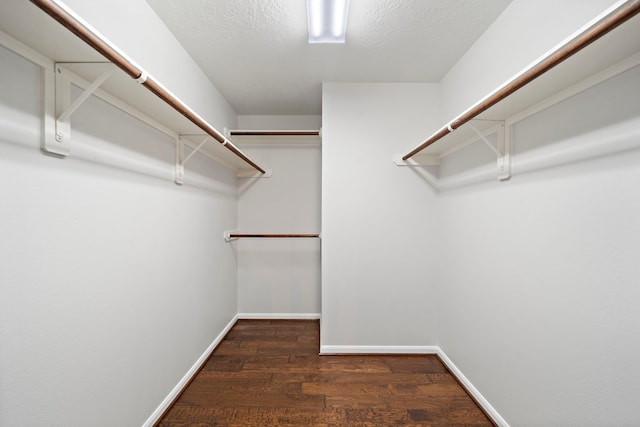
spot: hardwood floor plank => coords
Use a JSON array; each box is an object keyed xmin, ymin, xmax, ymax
[
  {"xmin": 156, "ymin": 320, "xmax": 495, "ymax": 426},
  {"xmin": 162, "ymin": 406, "xmax": 346, "ymax": 426}
]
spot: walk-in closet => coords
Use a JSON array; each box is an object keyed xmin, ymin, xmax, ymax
[{"xmin": 2, "ymin": 0, "xmax": 639, "ymax": 425}]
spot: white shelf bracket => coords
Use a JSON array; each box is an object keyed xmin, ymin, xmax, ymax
[
  {"xmin": 497, "ymin": 122, "xmax": 511, "ymax": 181},
  {"xmin": 391, "ymin": 156, "xmax": 440, "ymax": 190},
  {"xmin": 175, "ymin": 136, "xmax": 185, "ymax": 185},
  {"xmin": 51, "ymin": 63, "xmax": 114, "ymax": 156},
  {"xmin": 393, "ymin": 154, "xmax": 440, "ymax": 166},
  {"xmin": 237, "ymin": 169, "xmax": 273, "ymax": 178},
  {"xmin": 175, "ymin": 135, "xmax": 214, "ymax": 185},
  {"xmin": 468, "ymin": 121, "xmax": 510, "ymax": 181},
  {"xmin": 223, "ymin": 230, "xmax": 239, "ymax": 242},
  {"xmin": 468, "ymin": 122, "xmax": 500, "ymax": 156},
  {"xmin": 43, "ymin": 65, "xmax": 57, "ymax": 155},
  {"xmin": 181, "ymin": 135, "xmax": 210, "ymax": 167}
]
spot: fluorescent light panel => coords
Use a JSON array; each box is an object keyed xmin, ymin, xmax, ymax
[{"xmin": 307, "ymin": 0, "xmax": 350, "ymax": 43}]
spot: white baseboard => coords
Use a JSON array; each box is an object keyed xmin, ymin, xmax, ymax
[
  {"xmin": 320, "ymin": 345, "xmax": 439, "ymax": 354},
  {"xmin": 142, "ymin": 314, "xmax": 238, "ymax": 427},
  {"xmin": 237, "ymin": 312, "xmax": 321, "ymax": 320},
  {"xmin": 436, "ymin": 349, "xmax": 509, "ymax": 427}
]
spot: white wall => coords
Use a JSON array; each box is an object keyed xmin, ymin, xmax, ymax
[
  {"xmin": 235, "ymin": 116, "xmax": 322, "ymax": 317},
  {"xmin": 436, "ymin": 0, "xmax": 640, "ymax": 425},
  {"xmin": 321, "ymin": 83, "xmax": 441, "ymax": 350},
  {"xmin": 237, "ymin": 115, "xmax": 321, "ymax": 130},
  {"xmin": 0, "ymin": 14, "xmax": 238, "ymax": 427},
  {"xmin": 438, "ymin": 66, "xmax": 640, "ymax": 427}
]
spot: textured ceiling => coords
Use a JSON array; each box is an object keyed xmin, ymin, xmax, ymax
[{"xmin": 146, "ymin": 0, "xmax": 512, "ymax": 115}]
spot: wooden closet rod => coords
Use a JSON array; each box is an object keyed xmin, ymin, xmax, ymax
[
  {"xmin": 30, "ymin": 0, "xmax": 266, "ymax": 174},
  {"xmin": 229, "ymin": 234, "xmax": 320, "ymax": 239},
  {"xmin": 403, "ymin": 0, "xmax": 640, "ymax": 160},
  {"xmin": 229, "ymin": 131, "xmax": 320, "ymax": 137}
]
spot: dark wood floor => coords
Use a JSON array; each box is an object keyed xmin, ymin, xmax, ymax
[{"xmin": 157, "ymin": 320, "xmax": 494, "ymax": 426}]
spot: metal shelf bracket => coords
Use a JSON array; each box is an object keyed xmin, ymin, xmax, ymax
[
  {"xmin": 468, "ymin": 121, "xmax": 510, "ymax": 181},
  {"xmin": 175, "ymin": 135, "xmax": 273, "ymax": 184},
  {"xmin": 49, "ymin": 63, "xmax": 114, "ymax": 156},
  {"xmin": 175, "ymin": 134, "xmax": 212, "ymax": 185}
]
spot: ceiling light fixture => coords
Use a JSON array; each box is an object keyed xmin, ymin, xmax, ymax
[{"xmin": 307, "ymin": 0, "xmax": 350, "ymax": 43}]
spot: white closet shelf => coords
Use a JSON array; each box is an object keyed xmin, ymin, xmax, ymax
[
  {"xmin": 396, "ymin": 0, "xmax": 640, "ymax": 179},
  {"xmin": 228, "ymin": 130, "xmax": 322, "ymax": 145},
  {"xmin": 0, "ymin": 0, "xmax": 265, "ymax": 175}
]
